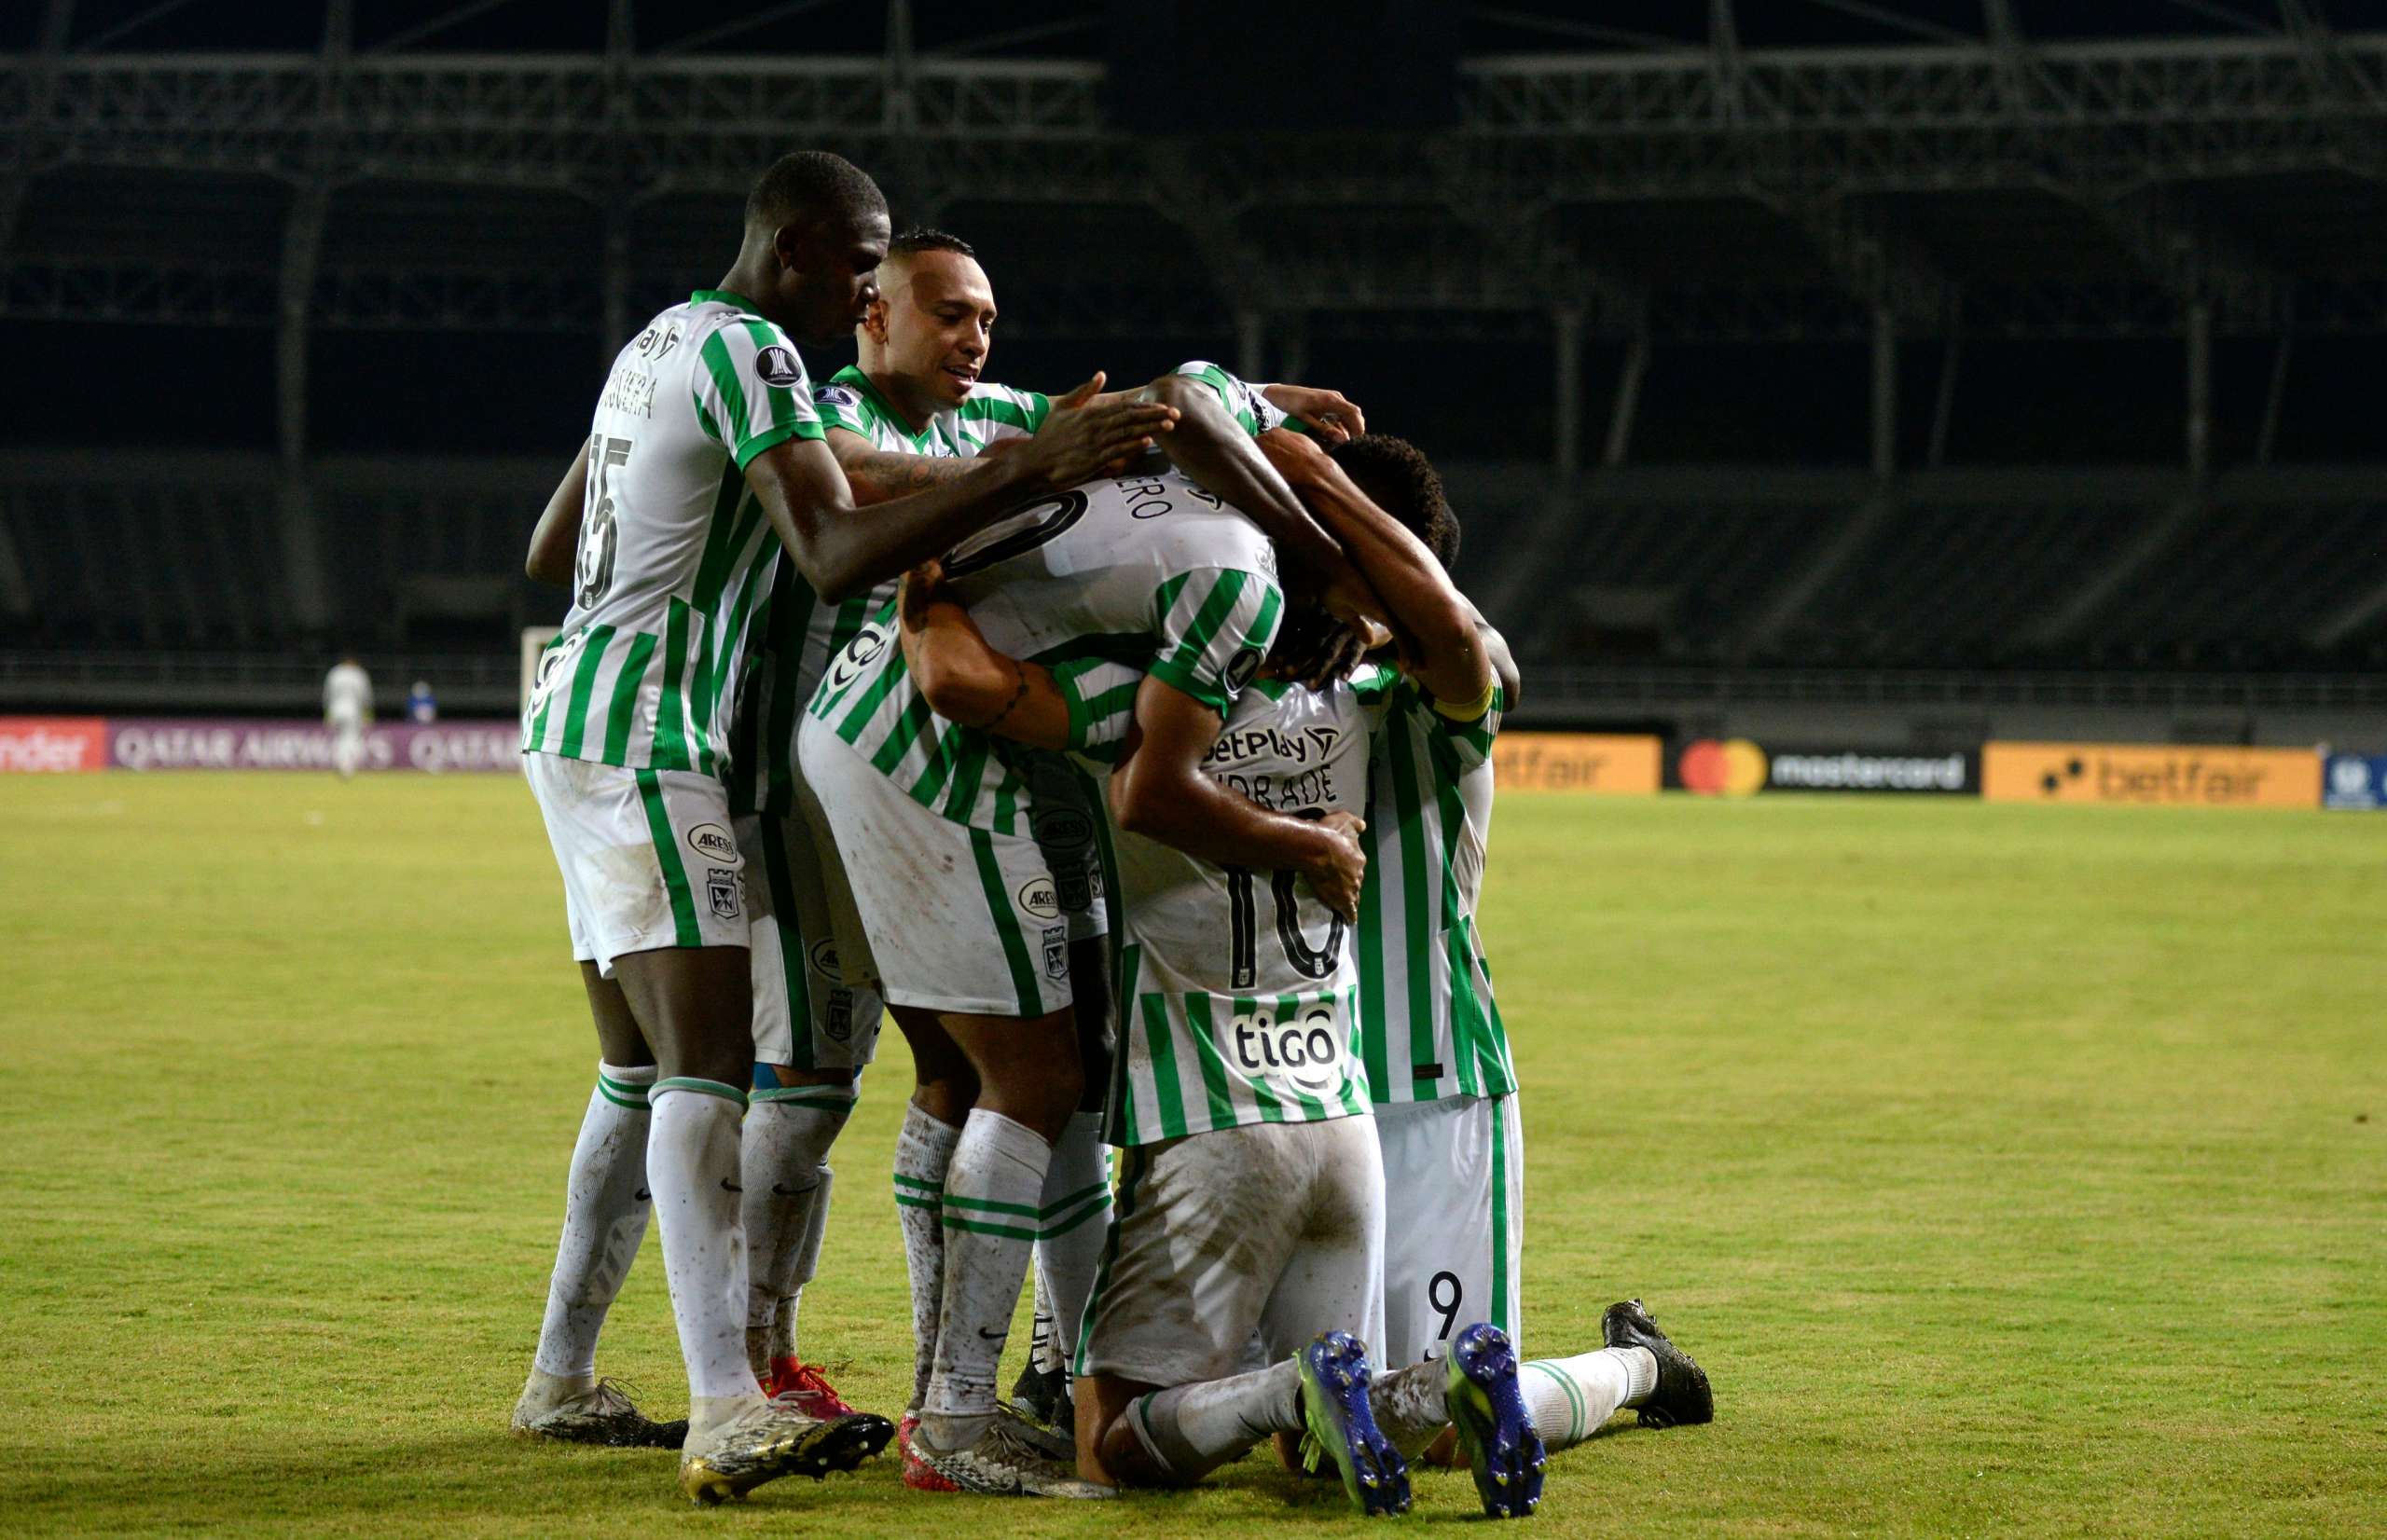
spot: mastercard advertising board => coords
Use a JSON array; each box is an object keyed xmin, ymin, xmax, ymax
[
  {"xmin": 1672, "ymin": 738, "xmax": 1979, "ymax": 796},
  {"xmin": 1982, "ymin": 742, "xmax": 2320, "ymax": 809},
  {"xmin": 1492, "ymin": 732, "xmax": 1663, "ymax": 794}
]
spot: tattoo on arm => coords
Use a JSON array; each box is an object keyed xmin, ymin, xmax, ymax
[{"xmin": 841, "ymin": 448, "xmax": 986, "ymax": 503}]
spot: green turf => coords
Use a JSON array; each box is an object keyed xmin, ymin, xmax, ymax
[{"xmin": 4, "ymin": 775, "xmax": 2382, "ymax": 1536}]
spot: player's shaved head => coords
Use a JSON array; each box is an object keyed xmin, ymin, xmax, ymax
[
  {"xmin": 859, "ymin": 227, "xmax": 999, "ymax": 420},
  {"xmin": 1330, "ymin": 434, "xmax": 1459, "ymax": 570},
  {"xmin": 743, "ymin": 150, "xmax": 887, "ymax": 236}
]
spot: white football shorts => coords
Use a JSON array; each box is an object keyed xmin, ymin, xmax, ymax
[
  {"xmin": 735, "ymin": 811, "xmax": 885, "ymax": 1069},
  {"xmin": 795, "ymin": 717, "xmax": 1073, "ymax": 1019},
  {"xmin": 1077, "ymin": 1114, "xmax": 1385, "ymax": 1386},
  {"xmin": 1373, "ymin": 1092, "xmax": 1524, "ymax": 1366},
  {"xmin": 523, "ymin": 751, "xmax": 749, "ymax": 976}
]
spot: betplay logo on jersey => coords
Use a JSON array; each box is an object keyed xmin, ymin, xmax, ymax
[{"xmin": 754, "ymin": 345, "xmax": 804, "ymax": 388}]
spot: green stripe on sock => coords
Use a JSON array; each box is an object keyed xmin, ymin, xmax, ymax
[
  {"xmin": 942, "ymin": 1191, "xmax": 1042, "ymax": 1219},
  {"xmin": 1525, "ymin": 1360, "xmax": 1586, "ymax": 1444},
  {"xmin": 651, "ymin": 1076, "xmax": 747, "ymax": 1107},
  {"xmin": 941, "ymin": 1214, "xmax": 1041, "ymax": 1241},
  {"xmin": 1038, "ymin": 1180, "xmax": 1111, "ymax": 1218},
  {"xmin": 1042, "ymin": 1192, "xmax": 1111, "ymax": 1240},
  {"xmin": 751, "ymin": 1086, "xmax": 856, "ymax": 1109}
]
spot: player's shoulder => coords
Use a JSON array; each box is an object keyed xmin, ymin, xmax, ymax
[
  {"xmin": 811, "ymin": 365, "xmax": 874, "ymax": 425},
  {"xmin": 1083, "ymin": 471, "xmax": 1276, "ymax": 580}
]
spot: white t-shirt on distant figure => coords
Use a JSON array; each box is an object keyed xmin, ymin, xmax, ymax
[{"xmin": 324, "ymin": 662, "xmax": 373, "ymax": 727}]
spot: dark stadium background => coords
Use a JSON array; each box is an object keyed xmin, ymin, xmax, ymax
[{"xmin": 4, "ymin": 0, "xmax": 2384, "ymax": 753}]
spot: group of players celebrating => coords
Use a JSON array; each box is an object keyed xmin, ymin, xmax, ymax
[{"xmin": 509, "ymin": 149, "xmax": 1713, "ymax": 1515}]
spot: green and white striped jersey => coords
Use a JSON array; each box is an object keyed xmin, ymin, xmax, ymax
[
  {"xmin": 727, "ymin": 366, "xmax": 1053, "ymax": 816},
  {"xmin": 1097, "ymin": 675, "xmax": 1375, "ymax": 1146},
  {"xmin": 1350, "ymin": 663, "xmax": 1515, "ymax": 1103},
  {"xmin": 522, "ymin": 290, "xmax": 822, "ymax": 776},
  {"xmin": 807, "ymin": 468, "xmax": 1286, "ymax": 839},
  {"xmin": 1174, "ymin": 359, "xmax": 1299, "ymax": 437}
]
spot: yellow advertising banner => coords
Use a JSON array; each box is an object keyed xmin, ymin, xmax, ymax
[
  {"xmin": 1494, "ymin": 732, "xmax": 1663, "ymax": 795},
  {"xmin": 1982, "ymin": 742, "xmax": 2320, "ymax": 810}
]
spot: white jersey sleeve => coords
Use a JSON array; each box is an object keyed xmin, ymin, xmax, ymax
[
  {"xmin": 692, "ymin": 316, "xmax": 825, "ymax": 467},
  {"xmin": 1148, "ymin": 567, "xmax": 1281, "ymax": 715}
]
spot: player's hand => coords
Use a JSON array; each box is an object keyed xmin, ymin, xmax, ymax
[
  {"xmin": 1262, "ymin": 383, "xmax": 1365, "ymax": 444},
  {"xmin": 1304, "ymin": 810, "xmax": 1368, "ymax": 922},
  {"xmin": 1020, "ymin": 373, "xmax": 1179, "ymax": 491}
]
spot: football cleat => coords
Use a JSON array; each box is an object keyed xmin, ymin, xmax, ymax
[
  {"xmin": 1008, "ymin": 1360, "xmax": 1072, "ymax": 1435},
  {"xmin": 1601, "ymin": 1299, "xmax": 1715, "ymax": 1429},
  {"xmin": 1296, "ymin": 1332, "xmax": 1411, "ymax": 1517},
  {"xmin": 898, "ymin": 1414, "xmax": 960, "ymax": 1492},
  {"xmin": 995, "ymin": 1400, "xmax": 1075, "ymax": 1463},
  {"xmin": 510, "ymin": 1374, "xmax": 687, "ymax": 1449},
  {"xmin": 907, "ymin": 1414, "xmax": 1114, "ymax": 1497},
  {"xmin": 678, "ymin": 1399, "xmax": 892, "ymax": 1506},
  {"xmin": 1445, "ymin": 1324, "xmax": 1547, "ymax": 1519},
  {"xmin": 763, "ymin": 1358, "xmax": 860, "ymax": 1420}
]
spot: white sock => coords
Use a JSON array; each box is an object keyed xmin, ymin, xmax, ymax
[
  {"xmin": 1368, "ymin": 1359, "xmax": 1451, "ymax": 1459},
  {"xmin": 771, "ymin": 1165, "xmax": 833, "ymax": 1362},
  {"xmin": 1126, "ymin": 1358, "xmax": 1302, "ymax": 1480},
  {"xmin": 1521, "ymin": 1348, "xmax": 1653, "ymax": 1450},
  {"xmin": 1033, "ymin": 1110, "xmax": 1110, "ymax": 1376},
  {"xmin": 531, "ymin": 1064, "xmax": 656, "ymax": 1382},
  {"xmin": 647, "ymin": 1079, "xmax": 760, "ymax": 1406},
  {"xmin": 738, "ymin": 1091, "xmax": 849, "ymax": 1372},
  {"xmin": 920, "ymin": 1109, "xmax": 1051, "ymax": 1447},
  {"xmin": 893, "ymin": 1104, "xmax": 962, "ymax": 1414}
]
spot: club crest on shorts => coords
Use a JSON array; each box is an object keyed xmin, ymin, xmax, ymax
[
  {"xmin": 1042, "ymin": 925, "xmax": 1069, "ymax": 983},
  {"xmin": 754, "ymin": 345, "xmax": 805, "ymax": 388},
  {"xmin": 824, "ymin": 990, "xmax": 854, "ymax": 1043},
  {"xmin": 705, "ymin": 865, "xmax": 742, "ymax": 920},
  {"xmin": 686, "ymin": 822, "xmax": 738, "ymax": 863}
]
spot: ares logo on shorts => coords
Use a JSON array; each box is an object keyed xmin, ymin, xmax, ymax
[
  {"xmin": 705, "ymin": 866, "xmax": 742, "ymax": 920},
  {"xmin": 1041, "ymin": 925, "xmax": 1069, "ymax": 983},
  {"xmin": 807, "ymin": 936, "xmax": 846, "ymax": 981},
  {"xmin": 687, "ymin": 822, "xmax": 738, "ymax": 863},
  {"xmin": 1228, "ymin": 1002, "xmax": 1344, "ymax": 1093},
  {"xmin": 1017, "ymin": 876, "xmax": 1062, "ymax": 921},
  {"xmin": 754, "ymin": 345, "xmax": 805, "ymax": 389}
]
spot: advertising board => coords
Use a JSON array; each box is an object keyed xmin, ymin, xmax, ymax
[
  {"xmin": 1673, "ymin": 737, "xmax": 1978, "ymax": 796},
  {"xmin": 1493, "ymin": 732, "xmax": 1663, "ymax": 795},
  {"xmin": 1981, "ymin": 742, "xmax": 2320, "ymax": 809}
]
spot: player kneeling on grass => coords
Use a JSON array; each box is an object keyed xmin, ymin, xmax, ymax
[
  {"xmin": 898, "ymin": 433, "xmax": 1555, "ymax": 1516},
  {"xmin": 1259, "ymin": 430, "xmax": 1717, "ymax": 1471}
]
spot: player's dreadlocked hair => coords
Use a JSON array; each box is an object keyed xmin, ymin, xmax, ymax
[
  {"xmin": 1328, "ymin": 433, "xmax": 1459, "ymax": 571},
  {"xmin": 889, "ymin": 227, "xmax": 976, "ymax": 260},
  {"xmin": 744, "ymin": 150, "xmax": 887, "ymax": 232}
]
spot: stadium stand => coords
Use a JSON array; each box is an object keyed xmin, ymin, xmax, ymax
[{"xmin": 1, "ymin": 0, "xmax": 2381, "ymax": 744}]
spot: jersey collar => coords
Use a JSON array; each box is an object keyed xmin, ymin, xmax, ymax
[
  {"xmin": 832, "ymin": 364, "xmax": 951, "ymax": 449},
  {"xmin": 690, "ymin": 287, "xmax": 760, "ymax": 311}
]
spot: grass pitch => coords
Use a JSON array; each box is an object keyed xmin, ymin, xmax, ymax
[{"xmin": 3, "ymin": 774, "xmax": 2382, "ymax": 1537}]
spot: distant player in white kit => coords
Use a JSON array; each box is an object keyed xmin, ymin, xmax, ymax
[{"xmin": 323, "ymin": 656, "xmax": 372, "ymax": 778}]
